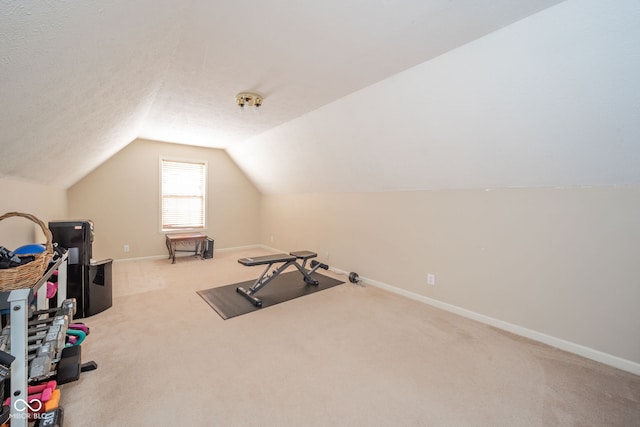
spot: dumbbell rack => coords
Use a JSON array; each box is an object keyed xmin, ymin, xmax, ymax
[{"xmin": 1, "ymin": 252, "xmax": 67, "ymax": 427}]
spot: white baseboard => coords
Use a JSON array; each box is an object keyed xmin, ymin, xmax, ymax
[
  {"xmin": 113, "ymin": 244, "xmax": 264, "ymax": 263},
  {"xmin": 331, "ymin": 267, "xmax": 640, "ymax": 376},
  {"xmin": 117, "ymin": 246, "xmax": 639, "ymax": 375},
  {"xmin": 113, "ymin": 254, "xmax": 166, "ymax": 263},
  {"xmin": 215, "ymin": 244, "xmax": 263, "ymax": 253},
  {"xmin": 258, "ymin": 244, "xmax": 284, "ymax": 253}
]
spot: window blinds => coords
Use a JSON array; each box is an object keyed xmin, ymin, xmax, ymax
[{"xmin": 161, "ymin": 159, "xmax": 206, "ymax": 230}]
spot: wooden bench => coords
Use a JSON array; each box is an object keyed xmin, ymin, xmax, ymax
[{"xmin": 165, "ymin": 233, "xmax": 208, "ymax": 264}]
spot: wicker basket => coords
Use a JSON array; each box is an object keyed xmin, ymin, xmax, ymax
[{"xmin": 0, "ymin": 212, "xmax": 53, "ymax": 291}]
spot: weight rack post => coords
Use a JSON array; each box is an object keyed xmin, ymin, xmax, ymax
[{"xmin": 8, "ymin": 288, "xmax": 30, "ymax": 427}]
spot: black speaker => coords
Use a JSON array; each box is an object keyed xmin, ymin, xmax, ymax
[{"xmin": 203, "ymin": 238, "xmax": 214, "ymax": 259}]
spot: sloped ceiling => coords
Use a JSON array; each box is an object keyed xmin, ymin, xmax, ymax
[
  {"xmin": 228, "ymin": 0, "xmax": 640, "ymax": 193},
  {"xmin": 0, "ymin": 0, "xmax": 567, "ymax": 190}
]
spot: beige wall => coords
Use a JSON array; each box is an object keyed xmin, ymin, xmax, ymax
[
  {"xmin": 261, "ymin": 186, "xmax": 640, "ymax": 364},
  {"xmin": 67, "ymin": 139, "xmax": 261, "ymax": 260},
  {"xmin": 0, "ymin": 178, "xmax": 67, "ymax": 249},
  {"xmin": 5, "ymin": 148, "xmax": 638, "ymax": 368}
]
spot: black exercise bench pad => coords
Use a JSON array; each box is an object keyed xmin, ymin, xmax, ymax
[
  {"xmin": 197, "ymin": 271, "xmax": 343, "ymax": 320},
  {"xmin": 238, "ymin": 253, "xmax": 296, "ymax": 266}
]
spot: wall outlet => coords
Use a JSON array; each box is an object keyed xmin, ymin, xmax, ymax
[
  {"xmin": 270, "ymin": 235, "xmax": 274, "ymax": 243},
  {"xmin": 124, "ymin": 244, "xmax": 130, "ymax": 253},
  {"xmin": 427, "ymin": 273, "xmax": 436, "ymax": 286},
  {"xmin": 325, "ymin": 251, "xmax": 330, "ymax": 260}
]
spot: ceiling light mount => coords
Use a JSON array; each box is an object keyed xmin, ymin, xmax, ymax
[{"xmin": 236, "ymin": 92, "xmax": 263, "ymax": 110}]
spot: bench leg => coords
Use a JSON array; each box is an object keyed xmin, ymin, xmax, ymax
[
  {"xmin": 236, "ymin": 261, "xmax": 296, "ymax": 307},
  {"xmin": 309, "ymin": 260, "xmax": 329, "ymax": 274},
  {"xmin": 292, "ymin": 256, "xmax": 329, "ymax": 285},
  {"xmin": 236, "ymin": 287, "xmax": 263, "ymax": 307},
  {"xmin": 292, "ymin": 262, "xmax": 319, "ymax": 285},
  {"xmin": 165, "ymin": 238, "xmax": 173, "ymax": 262}
]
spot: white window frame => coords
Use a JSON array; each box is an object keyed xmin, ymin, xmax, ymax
[{"xmin": 159, "ymin": 157, "xmax": 208, "ymax": 233}]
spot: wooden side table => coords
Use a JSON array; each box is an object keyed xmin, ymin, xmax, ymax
[{"xmin": 165, "ymin": 232, "xmax": 207, "ymax": 264}]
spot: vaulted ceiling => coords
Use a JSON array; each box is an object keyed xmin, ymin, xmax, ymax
[{"xmin": 1, "ymin": 0, "xmax": 573, "ymax": 190}]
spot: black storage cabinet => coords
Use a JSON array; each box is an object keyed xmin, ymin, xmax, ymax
[{"xmin": 49, "ymin": 220, "xmax": 113, "ymax": 318}]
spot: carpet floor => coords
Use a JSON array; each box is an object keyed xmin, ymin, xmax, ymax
[{"xmin": 58, "ymin": 248, "xmax": 640, "ymax": 426}]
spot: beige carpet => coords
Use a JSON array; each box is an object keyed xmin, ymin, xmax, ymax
[{"xmin": 59, "ymin": 248, "xmax": 640, "ymax": 426}]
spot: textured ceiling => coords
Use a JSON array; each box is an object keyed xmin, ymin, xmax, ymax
[
  {"xmin": 0, "ymin": 0, "xmax": 565, "ymax": 189},
  {"xmin": 228, "ymin": 0, "xmax": 640, "ymax": 193}
]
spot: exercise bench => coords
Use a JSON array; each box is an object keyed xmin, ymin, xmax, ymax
[{"xmin": 236, "ymin": 251, "xmax": 329, "ymax": 307}]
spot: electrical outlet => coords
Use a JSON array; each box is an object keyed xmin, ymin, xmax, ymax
[
  {"xmin": 270, "ymin": 235, "xmax": 274, "ymax": 243},
  {"xmin": 124, "ymin": 244, "xmax": 130, "ymax": 253},
  {"xmin": 427, "ymin": 274, "xmax": 436, "ymax": 285},
  {"xmin": 325, "ymin": 252, "xmax": 330, "ymax": 260}
]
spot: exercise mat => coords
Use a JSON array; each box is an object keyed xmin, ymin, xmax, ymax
[{"xmin": 197, "ymin": 271, "xmax": 343, "ymax": 320}]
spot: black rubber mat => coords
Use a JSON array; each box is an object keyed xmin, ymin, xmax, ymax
[{"xmin": 197, "ymin": 271, "xmax": 343, "ymax": 320}]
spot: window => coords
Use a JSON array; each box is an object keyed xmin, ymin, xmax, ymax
[{"xmin": 160, "ymin": 158, "xmax": 207, "ymax": 231}]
